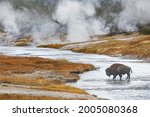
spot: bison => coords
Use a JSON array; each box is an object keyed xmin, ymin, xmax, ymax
[{"xmin": 105, "ymin": 63, "xmax": 132, "ymax": 81}]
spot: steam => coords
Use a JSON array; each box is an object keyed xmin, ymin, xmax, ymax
[
  {"xmin": 0, "ymin": 0, "xmax": 150, "ymax": 46},
  {"xmin": 53, "ymin": 0, "xmax": 108, "ymax": 42},
  {"xmin": 117, "ymin": 0, "xmax": 150, "ymax": 31},
  {"xmin": 0, "ymin": 0, "xmax": 109, "ymax": 44},
  {"xmin": 0, "ymin": 1, "xmax": 59, "ymax": 45},
  {"xmin": 0, "ymin": 2, "xmax": 19, "ymax": 34}
]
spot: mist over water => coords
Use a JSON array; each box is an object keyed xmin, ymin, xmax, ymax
[{"xmin": 0, "ymin": 0, "xmax": 150, "ymax": 45}]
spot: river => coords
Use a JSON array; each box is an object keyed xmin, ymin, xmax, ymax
[{"xmin": 0, "ymin": 46, "xmax": 150, "ymax": 100}]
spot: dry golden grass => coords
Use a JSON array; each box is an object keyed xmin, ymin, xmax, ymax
[
  {"xmin": 70, "ymin": 35, "xmax": 150, "ymax": 59},
  {"xmin": 0, "ymin": 76, "xmax": 63, "ymax": 86},
  {"xmin": 15, "ymin": 36, "xmax": 33, "ymax": 46},
  {"xmin": 122, "ymin": 36, "xmax": 150, "ymax": 58},
  {"xmin": 0, "ymin": 76, "xmax": 87, "ymax": 94},
  {"xmin": 15, "ymin": 42, "xmax": 30, "ymax": 46},
  {"xmin": 0, "ymin": 56, "xmax": 94, "ymax": 77},
  {"xmin": 0, "ymin": 94, "xmax": 78, "ymax": 100},
  {"xmin": 75, "ymin": 40, "xmax": 128, "ymax": 55},
  {"xmin": 37, "ymin": 44, "xmax": 68, "ymax": 49},
  {"xmin": 33, "ymin": 85, "xmax": 87, "ymax": 94},
  {"xmin": 87, "ymin": 32, "xmax": 140, "ymax": 42},
  {"xmin": 37, "ymin": 33, "xmax": 150, "ymax": 58},
  {"xmin": 0, "ymin": 56, "xmax": 92, "ymax": 97}
]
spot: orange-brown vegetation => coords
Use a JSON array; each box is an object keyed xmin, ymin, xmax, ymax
[
  {"xmin": 0, "ymin": 76, "xmax": 87, "ymax": 94},
  {"xmin": 74, "ymin": 35, "xmax": 150, "ymax": 59},
  {"xmin": 0, "ymin": 76, "xmax": 63, "ymax": 86},
  {"xmin": 122, "ymin": 36, "xmax": 150, "ymax": 58},
  {"xmin": 15, "ymin": 36, "xmax": 33, "ymax": 46},
  {"xmin": 32, "ymin": 85, "xmax": 87, "ymax": 94},
  {"xmin": 0, "ymin": 94, "xmax": 61, "ymax": 100},
  {"xmin": 0, "ymin": 94, "xmax": 87, "ymax": 100},
  {"xmin": 40, "ymin": 33, "xmax": 150, "ymax": 59},
  {"xmin": 71, "ymin": 40, "xmax": 128, "ymax": 55},
  {"xmin": 0, "ymin": 56, "xmax": 94, "ymax": 99},
  {"xmin": 37, "ymin": 44, "xmax": 68, "ymax": 49},
  {"xmin": 0, "ymin": 56, "xmax": 94, "ymax": 78},
  {"xmin": 0, "ymin": 94, "xmax": 65, "ymax": 100}
]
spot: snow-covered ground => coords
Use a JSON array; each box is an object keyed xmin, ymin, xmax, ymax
[{"xmin": 0, "ymin": 46, "xmax": 150, "ymax": 100}]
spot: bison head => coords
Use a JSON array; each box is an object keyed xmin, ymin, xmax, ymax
[{"xmin": 105, "ymin": 68, "xmax": 111, "ymax": 77}]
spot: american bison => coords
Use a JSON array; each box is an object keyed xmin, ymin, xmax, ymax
[{"xmin": 105, "ymin": 63, "xmax": 132, "ymax": 81}]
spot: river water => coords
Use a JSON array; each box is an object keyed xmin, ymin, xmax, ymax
[{"xmin": 0, "ymin": 46, "xmax": 150, "ymax": 100}]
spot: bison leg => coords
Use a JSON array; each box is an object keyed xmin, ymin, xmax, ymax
[
  {"xmin": 113, "ymin": 75, "xmax": 117, "ymax": 81},
  {"xmin": 119, "ymin": 74, "xmax": 122, "ymax": 80},
  {"xmin": 126, "ymin": 73, "xmax": 130, "ymax": 82}
]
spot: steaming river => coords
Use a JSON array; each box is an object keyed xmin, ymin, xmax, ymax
[{"xmin": 0, "ymin": 46, "xmax": 150, "ymax": 100}]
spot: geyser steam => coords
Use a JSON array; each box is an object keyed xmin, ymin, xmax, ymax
[
  {"xmin": 117, "ymin": 0, "xmax": 150, "ymax": 31},
  {"xmin": 53, "ymin": 0, "xmax": 108, "ymax": 42},
  {"xmin": 0, "ymin": 0, "xmax": 150, "ymax": 45},
  {"xmin": 0, "ymin": 0, "xmax": 109, "ymax": 44},
  {"xmin": 0, "ymin": 2, "xmax": 19, "ymax": 35},
  {"xmin": 0, "ymin": 1, "xmax": 59, "ymax": 45}
]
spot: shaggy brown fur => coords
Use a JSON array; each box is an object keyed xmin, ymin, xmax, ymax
[{"xmin": 105, "ymin": 63, "xmax": 132, "ymax": 81}]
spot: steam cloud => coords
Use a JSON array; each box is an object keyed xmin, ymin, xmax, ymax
[
  {"xmin": 53, "ymin": 0, "xmax": 108, "ymax": 42},
  {"xmin": 117, "ymin": 0, "xmax": 150, "ymax": 31},
  {"xmin": 0, "ymin": 0, "xmax": 150, "ymax": 45},
  {"xmin": 0, "ymin": 2, "xmax": 19, "ymax": 34},
  {"xmin": 0, "ymin": 1, "xmax": 59, "ymax": 45},
  {"xmin": 0, "ymin": 0, "xmax": 109, "ymax": 44}
]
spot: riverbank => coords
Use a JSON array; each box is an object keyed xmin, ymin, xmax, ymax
[
  {"xmin": 38, "ymin": 33, "xmax": 150, "ymax": 59},
  {"xmin": 0, "ymin": 46, "xmax": 149, "ymax": 100},
  {"xmin": 0, "ymin": 55, "xmax": 97, "ymax": 100}
]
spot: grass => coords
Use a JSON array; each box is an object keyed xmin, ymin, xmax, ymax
[
  {"xmin": 15, "ymin": 42, "xmax": 30, "ymax": 46},
  {"xmin": 92, "ymin": 33, "xmax": 139, "ymax": 41},
  {"xmin": 33, "ymin": 85, "xmax": 87, "ymax": 94},
  {"xmin": 0, "ymin": 55, "xmax": 92, "ymax": 99},
  {"xmin": 122, "ymin": 36, "xmax": 150, "ymax": 58},
  {"xmin": 0, "ymin": 76, "xmax": 63, "ymax": 86},
  {"xmin": 0, "ymin": 56, "xmax": 94, "ymax": 78},
  {"xmin": 0, "ymin": 94, "xmax": 64, "ymax": 100},
  {"xmin": 0, "ymin": 76, "xmax": 87, "ymax": 95},
  {"xmin": 37, "ymin": 44, "xmax": 68, "ymax": 49},
  {"xmin": 69, "ymin": 35, "xmax": 150, "ymax": 59},
  {"xmin": 15, "ymin": 36, "xmax": 33, "ymax": 46},
  {"xmin": 37, "ymin": 33, "xmax": 140, "ymax": 49},
  {"xmin": 75, "ymin": 40, "xmax": 128, "ymax": 55},
  {"xmin": 0, "ymin": 94, "xmax": 85, "ymax": 100},
  {"xmin": 37, "ymin": 32, "xmax": 150, "ymax": 58}
]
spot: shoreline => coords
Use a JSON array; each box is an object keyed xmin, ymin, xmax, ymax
[
  {"xmin": 0, "ymin": 55, "xmax": 97, "ymax": 100},
  {"xmin": 37, "ymin": 33, "xmax": 150, "ymax": 60}
]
